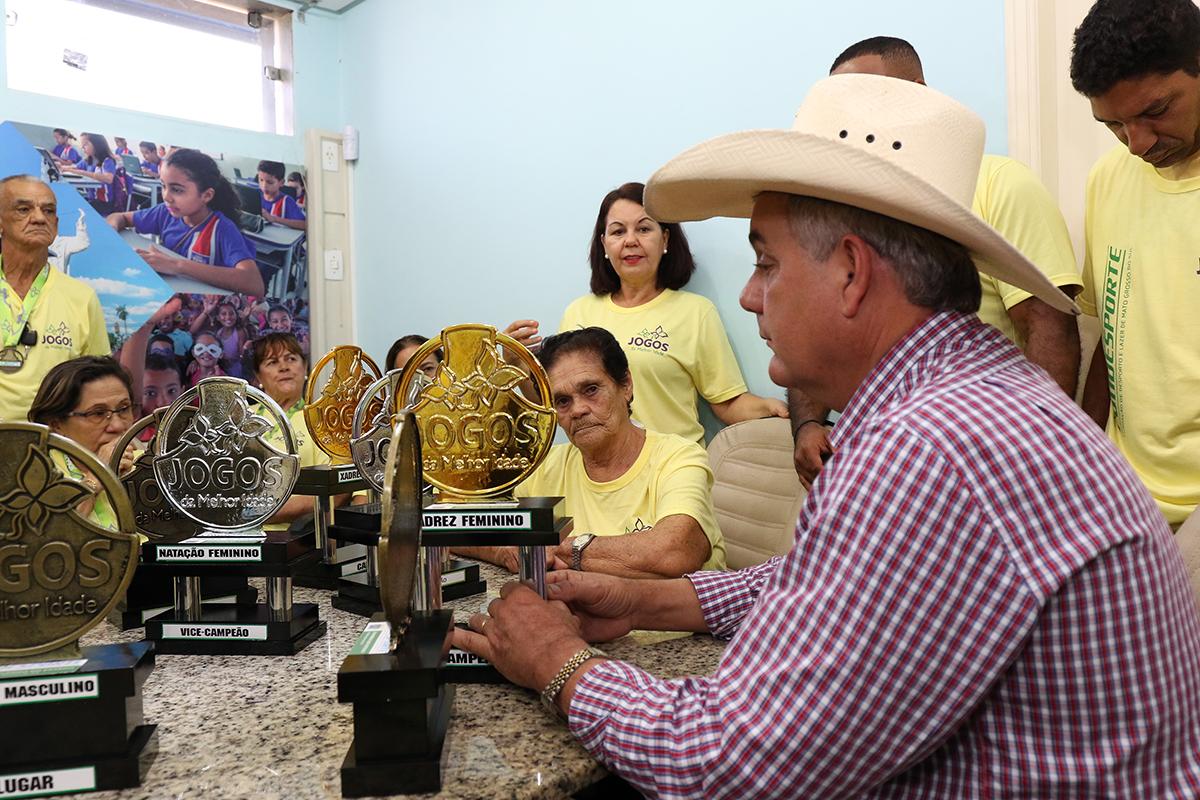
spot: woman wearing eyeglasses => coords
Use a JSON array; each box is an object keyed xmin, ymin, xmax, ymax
[{"xmin": 27, "ymin": 356, "xmax": 137, "ymax": 529}]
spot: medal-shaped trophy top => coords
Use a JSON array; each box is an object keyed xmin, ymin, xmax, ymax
[
  {"xmin": 0, "ymin": 423, "xmax": 139, "ymax": 661},
  {"xmin": 394, "ymin": 324, "xmax": 555, "ymax": 503},
  {"xmin": 152, "ymin": 377, "xmax": 300, "ymax": 533},
  {"xmin": 107, "ymin": 409, "xmax": 194, "ymax": 544},
  {"xmin": 304, "ymin": 346, "xmax": 383, "ymax": 464},
  {"xmin": 350, "ymin": 368, "xmax": 433, "ymax": 495},
  {"xmin": 378, "ymin": 411, "xmax": 422, "ymax": 645}
]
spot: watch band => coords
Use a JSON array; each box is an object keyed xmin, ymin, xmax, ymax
[
  {"xmin": 571, "ymin": 533, "xmax": 596, "ymax": 571},
  {"xmin": 540, "ymin": 646, "xmax": 605, "ymax": 720}
]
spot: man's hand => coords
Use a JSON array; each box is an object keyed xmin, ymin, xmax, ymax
[
  {"xmin": 544, "ymin": 569, "xmax": 639, "ymax": 642},
  {"xmin": 451, "ymin": 581, "xmax": 587, "ymax": 691},
  {"xmin": 793, "ymin": 421, "xmax": 833, "ymax": 490}
]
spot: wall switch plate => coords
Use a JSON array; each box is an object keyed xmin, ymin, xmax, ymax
[
  {"xmin": 321, "ymin": 140, "xmax": 339, "ymax": 172},
  {"xmin": 324, "ymin": 249, "xmax": 344, "ymax": 281}
]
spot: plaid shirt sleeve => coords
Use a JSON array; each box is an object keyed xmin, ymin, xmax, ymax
[{"xmin": 568, "ymin": 421, "xmax": 1042, "ymax": 798}]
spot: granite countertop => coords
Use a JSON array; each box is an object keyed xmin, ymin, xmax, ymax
[{"xmin": 75, "ymin": 563, "xmax": 726, "ymax": 800}]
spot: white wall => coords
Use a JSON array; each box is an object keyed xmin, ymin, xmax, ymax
[{"xmin": 339, "ymin": 0, "xmax": 1013, "ymax": 425}]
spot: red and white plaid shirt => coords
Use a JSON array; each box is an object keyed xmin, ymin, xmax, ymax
[{"xmin": 569, "ymin": 312, "xmax": 1200, "ymax": 798}]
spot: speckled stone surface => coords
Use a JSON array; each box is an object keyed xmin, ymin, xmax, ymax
[{"xmin": 67, "ymin": 564, "xmax": 725, "ymax": 799}]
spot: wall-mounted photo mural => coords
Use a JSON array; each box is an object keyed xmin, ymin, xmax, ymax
[{"xmin": 2, "ymin": 121, "xmax": 310, "ymax": 425}]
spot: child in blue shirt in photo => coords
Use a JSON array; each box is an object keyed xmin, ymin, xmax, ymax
[
  {"xmin": 113, "ymin": 137, "xmax": 133, "ymax": 156},
  {"xmin": 106, "ymin": 149, "xmax": 265, "ymax": 296},
  {"xmin": 139, "ymin": 141, "xmax": 162, "ymax": 176},
  {"xmin": 60, "ymin": 132, "xmax": 120, "ymax": 212},
  {"xmin": 257, "ymin": 160, "xmax": 306, "ymax": 231},
  {"xmin": 51, "ymin": 128, "xmax": 82, "ymax": 164}
]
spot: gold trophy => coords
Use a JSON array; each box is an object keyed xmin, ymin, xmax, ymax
[
  {"xmin": 304, "ymin": 346, "xmax": 383, "ymax": 464},
  {"xmin": 295, "ymin": 346, "xmax": 379, "ymax": 586},
  {"xmin": 394, "ymin": 324, "xmax": 569, "ymax": 604},
  {"xmin": 0, "ymin": 424, "xmax": 155, "ymax": 792}
]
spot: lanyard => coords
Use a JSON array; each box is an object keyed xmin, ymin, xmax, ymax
[
  {"xmin": 0, "ymin": 258, "xmax": 50, "ymax": 347},
  {"xmin": 60, "ymin": 454, "xmax": 118, "ymax": 531}
]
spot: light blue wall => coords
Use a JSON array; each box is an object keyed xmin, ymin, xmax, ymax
[
  {"xmin": 0, "ymin": 0, "xmax": 343, "ymax": 163},
  {"xmin": 341, "ymin": 0, "xmax": 1010, "ymax": 423}
]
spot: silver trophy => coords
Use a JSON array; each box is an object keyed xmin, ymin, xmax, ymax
[{"xmin": 153, "ymin": 377, "xmax": 299, "ymax": 533}]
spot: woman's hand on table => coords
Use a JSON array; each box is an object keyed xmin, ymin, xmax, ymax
[{"xmin": 453, "ymin": 580, "xmax": 588, "ymax": 692}]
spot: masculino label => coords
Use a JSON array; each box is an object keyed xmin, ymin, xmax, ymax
[{"xmin": 0, "ymin": 674, "xmax": 98, "ymax": 706}]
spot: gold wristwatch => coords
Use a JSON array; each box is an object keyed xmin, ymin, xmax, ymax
[{"xmin": 540, "ymin": 646, "xmax": 606, "ymax": 720}]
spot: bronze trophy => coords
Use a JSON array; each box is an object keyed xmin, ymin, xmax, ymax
[
  {"xmin": 105, "ymin": 411, "xmax": 256, "ymax": 629},
  {"xmin": 337, "ymin": 410, "xmax": 456, "ymax": 796},
  {"xmin": 290, "ymin": 346, "xmax": 377, "ymax": 588},
  {"xmin": 137, "ymin": 377, "xmax": 324, "ymax": 655},
  {"xmin": 0, "ymin": 423, "xmax": 155, "ymax": 793}
]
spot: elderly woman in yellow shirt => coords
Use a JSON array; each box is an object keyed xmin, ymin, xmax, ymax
[
  {"xmin": 251, "ymin": 332, "xmax": 351, "ymax": 529},
  {"xmin": 28, "ymin": 356, "xmax": 137, "ymax": 530},
  {"xmin": 457, "ymin": 327, "xmax": 726, "ymax": 579}
]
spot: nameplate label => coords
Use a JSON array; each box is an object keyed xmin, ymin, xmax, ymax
[
  {"xmin": 0, "ymin": 674, "xmax": 98, "ymax": 706},
  {"xmin": 156, "ymin": 545, "xmax": 263, "ymax": 562},
  {"xmin": 423, "ymin": 511, "xmax": 532, "ymax": 531},
  {"xmin": 442, "ymin": 569, "xmax": 467, "ymax": 587},
  {"xmin": 161, "ymin": 624, "xmax": 268, "ymax": 641},
  {"xmin": 0, "ymin": 659, "xmax": 86, "ymax": 680},
  {"xmin": 340, "ymin": 559, "xmax": 367, "ymax": 577},
  {"xmin": 350, "ymin": 621, "xmax": 391, "ymax": 655},
  {"xmin": 337, "ymin": 467, "xmax": 361, "ymax": 483},
  {"xmin": 0, "ymin": 767, "xmax": 95, "ymax": 798},
  {"xmin": 445, "ymin": 648, "xmax": 489, "ymax": 666}
]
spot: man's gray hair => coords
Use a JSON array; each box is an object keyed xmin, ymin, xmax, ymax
[
  {"xmin": 786, "ymin": 195, "xmax": 981, "ymax": 313},
  {"xmin": 0, "ymin": 174, "xmax": 45, "ymax": 189}
]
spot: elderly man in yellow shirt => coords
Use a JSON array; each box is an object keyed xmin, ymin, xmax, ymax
[
  {"xmin": 456, "ymin": 326, "xmax": 726, "ymax": 579},
  {"xmin": 0, "ymin": 175, "xmax": 109, "ymax": 423}
]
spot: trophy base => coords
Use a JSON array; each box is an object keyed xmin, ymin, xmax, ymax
[
  {"xmin": 144, "ymin": 603, "xmax": 326, "ymax": 656},
  {"xmin": 113, "ymin": 571, "xmax": 257, "ymax": 630},
  {"xmin": 0, "ymin": 724, "xmax": 157, "ymax": 798},
  {"xmin": 293, "ymin": 542, "xmax": 369, "ymax": 590},
  {"xmin": 332, "ymin": 560, "xmax": 485, "ymax": 618},
  {"xmin": 338, "ymin": 612, "xmax": 455, "ymax": 797},
  {"xmin": 0, "ymin": 641, "xmax": 156, "ymax": 794}
]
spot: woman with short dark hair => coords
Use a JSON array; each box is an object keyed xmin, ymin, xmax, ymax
[{"xmin": 28, "ymin": 356, "xmax": 136, "ymax": 528}]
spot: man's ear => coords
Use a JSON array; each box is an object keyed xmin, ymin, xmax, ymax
[{"xmin": 836, "ymin": 234, "xmax": 875, "ymax": 318}]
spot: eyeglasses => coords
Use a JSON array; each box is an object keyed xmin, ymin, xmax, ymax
[{"xmin": 67, "ymin": 402, "xmax": 134, "ymax": 424}]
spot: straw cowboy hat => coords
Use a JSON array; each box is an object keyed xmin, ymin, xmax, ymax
[{"xmin": 643, "ymin": 74, "xmax": 1079, "ymax": 315}]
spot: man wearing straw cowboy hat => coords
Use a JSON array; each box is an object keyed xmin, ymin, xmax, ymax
[{"xmin": 452, "ymin": 75, "xmax": 1200, "ymax": 797}]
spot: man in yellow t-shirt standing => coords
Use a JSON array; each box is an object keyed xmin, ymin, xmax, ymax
[
  {"xmin": 788, "ymin": 38, "xmax": 1083, "ymax": 488},
  {"xmin": 1070, "ymin": 0, "xmax": 1200, "ymax": 526},
  {"xmin": 0, "ymin": 175, "xmax": 109, "ymax": 422}
]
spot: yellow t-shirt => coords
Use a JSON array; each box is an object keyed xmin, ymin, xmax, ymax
[
  {"xmin": 263, "ymin": 403, "xmax": 329, "ymax": 531},
  {"xmin": 0, "ymin": 264, "xmax": 109, "ymax": 423},
  {"xmin": 515, "ymin": 429, "xmax": 726, "ymax": 570},
  {"xmin": 971, "ymin": 155, "xmax": 1081, "ymax": 345},
  {"xmin": 559, "ymin": 289, "xmax": 747, "ymax": 445},
  {"xmin": 1078, "ymin": 144, "xmax": 1200, "ymax": 526}
]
